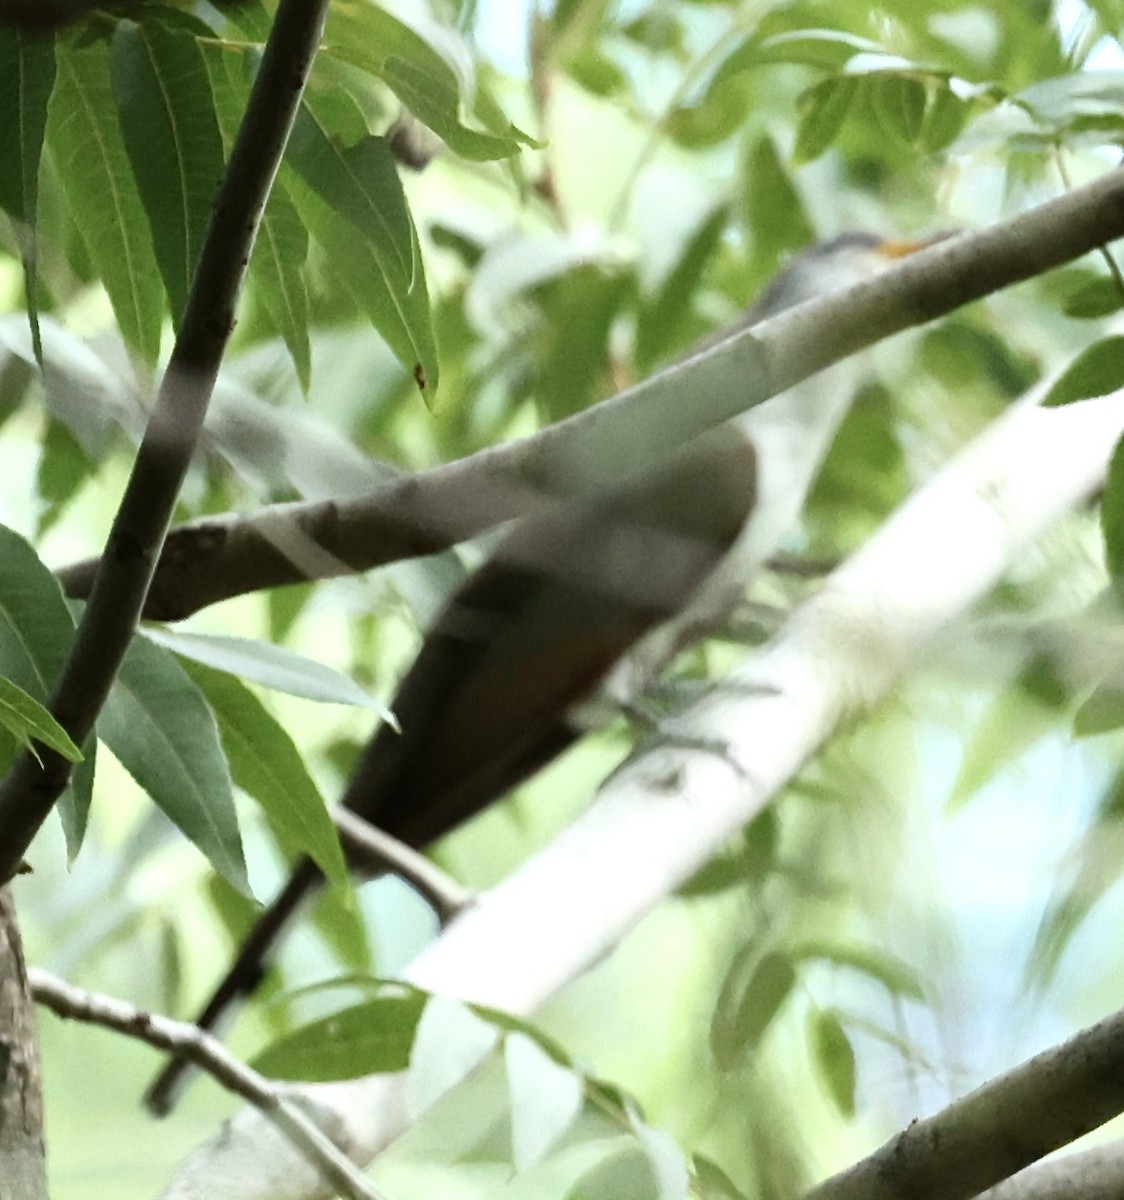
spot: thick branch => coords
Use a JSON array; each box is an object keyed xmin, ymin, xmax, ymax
[
  {"xmin": 57, "ymin": 164, "xmax": 1124, "ymax": 621},
  {"xmin": 155, "ymin": 395, "xmax": 1124, "ymax": 1196},
  {"xmin": 0, "ymin": 0, "xmax": 330, "ymax": 884}
]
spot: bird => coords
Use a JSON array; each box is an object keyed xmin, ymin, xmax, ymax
[{"xmin": 144, "ymin": 231, "xmax": 937, "ymax": 1114}]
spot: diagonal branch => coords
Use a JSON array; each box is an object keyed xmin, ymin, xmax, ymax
[
  {"xmin": 56, "ymin": 165, "xmax": 1124, "ymax": 622},
  {"xmin": 29, "ymin": 968, "xmax": 386, "ymax": 1200},
  {"xmin": 153, "ymin": 386, "xmax": 1124, "ymax": 1196},
  {"xmin": 0, "ymin": 0, "xmax": 331, "ymax": 884}
]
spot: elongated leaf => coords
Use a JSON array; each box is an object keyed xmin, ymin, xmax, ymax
[
  {"xmin": 203, "ymin": 41, "xmax": 310, "ymax": 389},
  {"xmin": 141, "ymin": 627, "xmax": 393, "ymax": 717},
  {"xmin": 711, "ymin": 949, "xmax": 797, "ymax": 1067},
  {"xmin": 0, "ymin": 25, "xmax": 55, "ymax": 361},
  {"xmin": 111, "ymin": 16, "xmax": 225, "ymax": 326},
  {"xmin": 793, "ymin": 75, "xmax": 858, "ymax": 162},
  {"xmin": 791, "ymin": 939, "xmax": 926, "ymax": 1001},
  {"xmin": 50, "ymin": 36, "xmax": 163, "ymax": 365},
  {"xmin": 177, "ymin": 656, "xmax": 348, "ymax": 895},
  {"xmin": 0, "ymin": 524, "xmax": 94, "ymax": 847},
  {"xmin": 0, "ymin": 27, "xmax": 54, "ymax": 223},
  {"xmin": 810, "ymin": 1009, "xmax": 856, "ymax": 1118},
  {"xmin": 289, "ymin": 96, "xmax": 438, "ymax": 393},
  {"xmin": 1103, "ymin": 434, "xmax": 1124, "ymax": 588},
  {"xmin": 1042, "ymin": 336, "xmax": 1124, "ymax": 407},
  {"xmin": 323, "ymin": 2, "xmax": 532, "ymax": 161},
  {"xmin": 505, "ymin": 1033, "xmax": 583, "ymax": 1172},
  {"xmin": 0, "ymin": 674, "xmax": 81, "ymax": 762},
  {"xmin": 252, "ymin": 990, "xmax": 426, "ymax": 1080},
  {"xmin": 289, "ymin": 162, "xmax": 437, "ymax": 394},
  {"xmin": 99, "ymin": 635, "xmax": 249, "ymax": 893}
]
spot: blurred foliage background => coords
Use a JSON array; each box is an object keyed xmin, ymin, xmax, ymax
[{"xmin": 2, "ymin": 0, "xmax": 1124, "ymax": 1196}]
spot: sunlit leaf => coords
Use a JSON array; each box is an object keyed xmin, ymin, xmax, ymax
[
  {"xmin": 141, "ymin": 627, "xmax": 393, "ymax": 718},
  {"xmin": 0, "ymin": 674, "xmax": 81, "ymax": 762}
]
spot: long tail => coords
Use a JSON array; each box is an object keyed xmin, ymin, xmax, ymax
[{"xmin": 143, "ymin": 856, "xmax": 321, "ymax": 1116}]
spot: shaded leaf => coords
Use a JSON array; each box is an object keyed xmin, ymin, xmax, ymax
[
  {"xmin": 288, "ymin": 105, "xmax": 438, "ymax": 393},
  {"xmin": 792, "ymin": 939, "xmax": 926, "ymax": 1001},
  {"xmin": 635, "ymin": 204, "xmax": 728, "ymax": 371},
  {"xmin": 793, "ymin": 75, "xmax": 858, "ymax": 162},
  {"xmin": 252, "ymin": 988, "xmax": 425, "ymax": 1081},
  {"xmin": 111, "ymin": 15, "xmax": 225, "ymax": 326},
  {"xmin": 565, "ymin": 1147, "xmax": 659, "ymax": 1200},
  {"xmin": 51, "ymin": 35, "xmax": 162, "ymax": 364},
  {"xmin": 810, "ymin": 1009, "xmax": 856, "ymax": 1118},
  {"xmin": 0, "ymin": 25, "xmax": 55, "ymax": 362},
  {"xmin": 100, "ymin": 635, "xmax": 249, "ymax": 893},
  {"xmin": 177, "ymin": 656, "xmax": 349, "ymax": 897},
  {"xmin": 712, "ymin": 950, "xmax": 797, "ymax": 1067},
  {"xmin": 1042, "ymin": 336, "xmax": 1124, "ymax": 407},
  {"xmin": 1103, "ymin": 434, "xmax": 1124, "ymax": 589}
]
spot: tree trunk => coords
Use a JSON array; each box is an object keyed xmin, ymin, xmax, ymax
[{"xmin": 0, "ymin": 886, "xmax": 47, "ymax": 1199}]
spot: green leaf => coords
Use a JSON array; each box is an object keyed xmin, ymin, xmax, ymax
[
  {"xmin": 1042, "ymin": 336, "xmax": 1124, "ymax": 407},
  {"xmin": 0, "ymin": 524, "xmax": 94, "ymax": 848},
  {"xmin": 322, "ymin": 2, "xmax": 534, "ymax": 161},
  {"xmin": 1102, "ymin": 434, "xmax": 1124, "ymax": 589},
  {"xmin": 111, "ymin": 16, "xmax": 225, "ymax": 326},
  {"xmin": 0, "ymin": 674, "xmax": 81, "ymax": 762},
  {"xmin": 0, "ymin": 27, "xmax": 55, "ymax": 224},
  {"xmin": 948, "ymin": 656, "xmax": 1071, "ymax": 810},
  {"xmin": 630, "ymin": 1113, "xmax": 689, "ymax": 1200},
  {"xmin": 791, "ymin": 939, "xmax": 926, "ymax": 1001},
  {"xmin": 565, "ymin": 1148, "xmax": 660, "ymax": 1200},
  {"xmin": 1062, "ymin": 276, "xmax": 1124, "ymax": 319},
  {"xmin": 504, "ymin": 1032, "xmax": 584, "ymax": 1172},
  {"xmin": 793, "ymin": 76, "xmax": 858, "ymax": 163},
  {"xmin": 1029, "ymin": 771, "xmax": 1124, "ymax": 990},
  {"xmin": 810, "ymin": 1010, "xmax": 856, "ymax": 1118},
  {"xmin": 251, "ymin": 989, "xmax": 426, "ymax": 1080},
  {"xmin": 50, "ymin": 35, "xmax": 162, "ymax": 365},
  {"xmin": 868, "ymin": 73, "xmax": 928, "ymax": 146},
  {"xmin": 141, "ymin": 627, "xmax": 393, "ymax": 717},
  {"xmin": 0, "ymin": 26, "xmax": 55, "ymax": 364},
  {"xmin": 176, "ymin": 656, "xmax": 349, "ymax": 897},
  {"xmin": 738, "ymin": 133, "xmax": 815, "ymax": 279},
  {"xmin": 288, "ymin": 106, "xmax": 438, "ymax": 394},
  {"xmin": 1074, "ymin": 681, "xmax": 1124, "ymax": 737},
  {"xmin": 711, "ymin": 950, "xmax": 797, "ymax": 1067},
  {"xmin": 99, "ymin": 635, "xmax": 249, "ymax": 894},
  {"xmin": 203, "ymin": 41, "xmax": 310, "ymax": 389},
  {"xmin": 635, "ymin": 204, "xmax": 728, "ymax": 371}
]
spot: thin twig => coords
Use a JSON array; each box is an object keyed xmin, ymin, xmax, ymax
[
  {"xmin": 0, "ymin": 0, "xmax": 331, "ymax": 884},
  {"xmin": 28, "ymin": 968, "xmax": 386, "ymax": 1200},
  {"xmin": 333, "ymin": 807, "xmax": 474, "ymax": 926}
]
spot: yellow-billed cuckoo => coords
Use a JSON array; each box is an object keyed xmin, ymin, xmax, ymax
[{"xmin": 145, "ymin": 232, "xmax": 933, "ymax": 1114}]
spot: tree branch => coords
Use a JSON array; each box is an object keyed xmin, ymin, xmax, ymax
[
  {"xmin": 0, "ymin": 0, "xmax": 331, "ymax": 884},
  {"xmin": 153, "ymin": 389, "xmax": 1124, "ymax": 1195},
  {"xmin": 28, "ymin": 968, "xmax": 385, "ymax": 1200},
  {"xmin": 56, "ymin": 164, "xmax": 1124, "ymax": 622}
]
